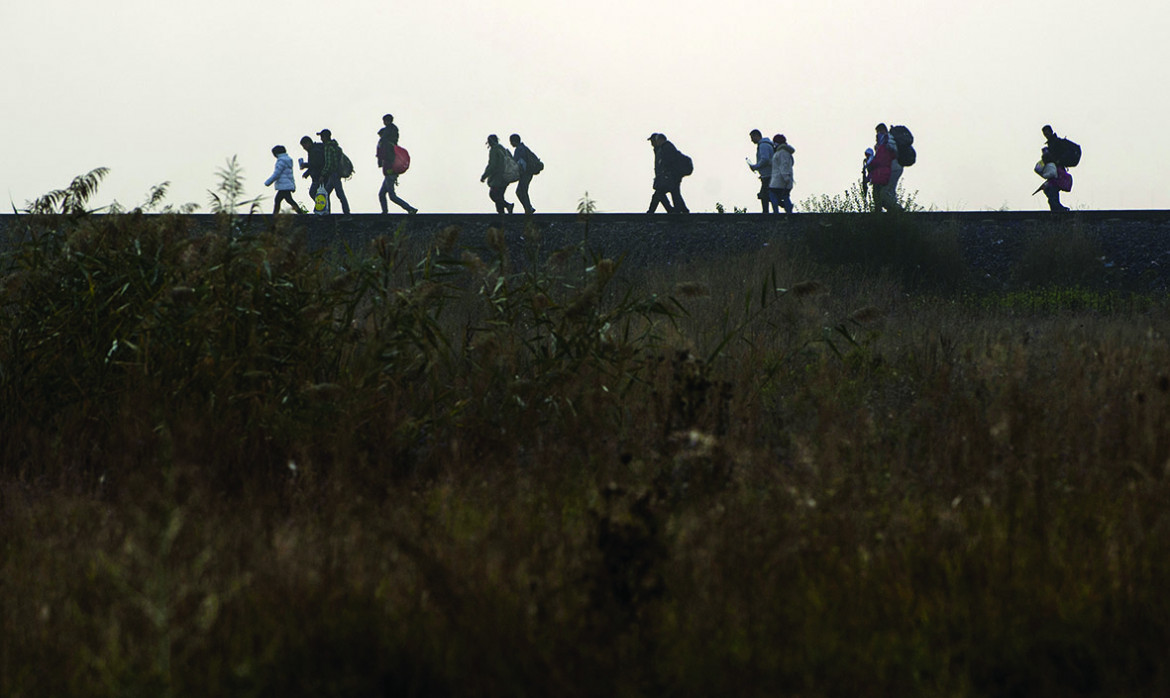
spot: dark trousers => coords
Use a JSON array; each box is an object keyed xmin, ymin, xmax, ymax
[
  {"xmin": 379, "ymin": 172, "xmax": 415, "ymax": 214},
  {"xmin": 648, "ymin": 188, "xmax": 674, "ymax": 213},
  {"xmin": 515, "ymin": 175, "xmax": 534, "ymax": 213},
  {"xmin": 307, "ymin": 178, "xmax": 323, "ymax": 210},
  {"xmin": 489, "ymin": 184, "xmax": 513, "ymax": 214},
  {"xmin": 324, "ymin": 174, "xmax": 350, "ymax": 215},
  {"xmin": 272, "ymin": 190, "xmax": 301, "ymax": 214},
  {"xmin": 768, "ymin": 188, "xmax": 793, "ymax": 214},
  {"xmin": 1044, "ymin": 185, "xmax": 1069, "ymax": 211},
  {"xmin": 757, "ymin": 176, "xmax": 771, "ymax": 212},
  {"xmin": 667, "ymin": 184, "xmax": 688, "ymax": 213},
  {"xmin": 648, "ymin": 179, "xmax": 687, "ymax": 213}
]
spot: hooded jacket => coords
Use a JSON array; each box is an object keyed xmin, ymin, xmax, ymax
[
  {"xmin": 750, "ymin": 138, "xmax": 775, "ymax": 178},
  {"xmin": 482, "ymin": 142, "xmax": 514, "ymax": 188},
  {"xmin": 769, "ymin": 144, "xmax": 795, "ymax": 189},
  {"xmin": 265, "ymin": 153, "xmax": 297, "ymax": 191},
  {"xmin": 654, "ymin": 139, "xmax": 686, "ymax": 189}
]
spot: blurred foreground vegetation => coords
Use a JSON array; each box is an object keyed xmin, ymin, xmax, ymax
[{"xmin": 2, "ymin": 202, "xmax": 1170, "ymax": 697}]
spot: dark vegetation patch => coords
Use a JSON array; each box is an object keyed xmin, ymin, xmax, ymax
[{"xmin": 4, "ymin": 185, "xmax": 1170, "ymax": 696}]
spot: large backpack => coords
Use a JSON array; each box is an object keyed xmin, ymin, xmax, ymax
[
  {"xmin": 391, "ymin": 145, "xmax": 410, "ymax": 175},
  {"xmin": 1054, "ymin": 137, "xmax": 1081, "ymax": 167},
  {"xmin": 890, "ymin": 125, "xmax": 916, "ymax": 166},
  {"xmin": 527, "ymin": 149, "xmax": 544, "ymax": 175},
  {"xmin": 677, "ymin": 151, "xmax": 694, "ymax": 177},
  {"xmin": 502, "ymin": 150, "xmax": 521, "ymax": 183},
  {"xmin": 339, "ymin": 151, "xmax": 355, "ymax": 179}
]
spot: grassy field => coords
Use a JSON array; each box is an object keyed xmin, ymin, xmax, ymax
[{"xmin": 2, "ymin": 209, "xmax": 1169, "ymax": 697}]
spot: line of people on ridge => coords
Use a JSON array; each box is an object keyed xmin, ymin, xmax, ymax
[
  {"xmin": 262, "ymin": 114, "xmax": 544, "ymax": 217},
  {"xmin": 263, "ymin": 117, "xmax": 1081, "ymax": 215}
]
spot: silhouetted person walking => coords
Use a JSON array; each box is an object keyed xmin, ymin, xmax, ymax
[
  {"xmin": 298, "ymin": 135, "xmax": 324, "ymax": 211},
  {"xmin": 1034, "ymin": 146, "xmax": 1071, "ymax": 211},
  {"xmin": 319, "ymin": 128, "xmax": 351, "ymax": 215},
  {"xmin": 377, "ymin": 114, "xmax": 416, "ymax": 214},
  {"xmin": 747, "ymin": 129, "xmax": 774, "ymax": 213},
  {"xmin": 264, "ymin": 145, "xmax": 302, "ymax": 214},
  {"xmin": 867, "ymin": 124, "xmax": 903, "ymax": 213},
  {"xmin": 647, "ymin": 133, "xmax": 689, "ymax": 213},
  {"xmin": 509, "ymin": 134, "xmax": 541, "ymax": 214},
  {"xmin": 768, "ymin": 134, "xmax": 795, "ymax": 213},
  {"xmin": 480, "ymin": 134, "xmax": 516, "ymax": 214}
]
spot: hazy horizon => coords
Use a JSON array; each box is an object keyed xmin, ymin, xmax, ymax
[{"xmin": 6, "ymin": 1, "xmax": 1168, "ymax": 214}]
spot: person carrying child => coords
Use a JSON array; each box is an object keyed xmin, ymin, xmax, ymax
[{"xmin": 1033, "ymin": 146, "xmax": 1072, "ymax": 212}]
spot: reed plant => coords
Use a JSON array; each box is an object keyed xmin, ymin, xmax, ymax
[{"xmin": 3, "ymin": 188, "xmax": 1170, "ymax": 697}]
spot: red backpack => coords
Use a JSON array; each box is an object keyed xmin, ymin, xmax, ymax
[{"xmin": 391, "ymin": 145, "xmax": 410, "ymax": 175}]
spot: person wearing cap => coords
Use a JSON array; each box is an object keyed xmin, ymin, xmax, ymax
[
  {"xmin": 298, "ymin": 135, "xmax": 325, "ymax": 208},
  {"xmin": 646, "ymin": 133, "xmax": 689, "ymax": 214},
  {"xmin": 480, "ymin": 134, "xmax": 515, "ymax": 214},
  {"xmin": 319, "ymin": 128, "xmax": 351, "ymax": 215},
  {"xmin": 768, "ymin": 134, "xmax": 795, "ymax": 214},
  {"xmin": 377, "ymin": 114, "xmax": 417, "ymax": 214}
]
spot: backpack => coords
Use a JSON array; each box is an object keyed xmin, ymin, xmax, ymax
[
  {"xmin": 502, "ymin": 151, "xmax": 521, "ymax": 183},
  {"xmin": 890, "ymin": 125, "xmax": 916, "ymax": 166},
  {"xmin": 339, "ymin": 152, "xmax": 354, "ymax": 179},
  {"xmin": 677, "ymin": 151, "xmax": 694, "ymax": 177},
  {"xmin": 391, "ymin": 145, "xmax": 410, "ymax": 175},
  {"xmin": 527, "ymin": 149, "xmax": 544, "ymax": 175},
  {"xmin": 1054, "ymin": 137, "xmax": 1081, "ymax": 168}
]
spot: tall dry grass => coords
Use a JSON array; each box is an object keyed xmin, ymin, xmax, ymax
[{"xmin": 2, "ymin": 210, "xmax": 1169, "ymax": 697}]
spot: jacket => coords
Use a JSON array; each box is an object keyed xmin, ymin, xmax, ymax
[
  {"xmin": 750, "ymin": 138, "xmax": 774, "ymax": 178},
  {"xmin": 512, "ymin": 143, "xmax": 536, "ymax": 177},
  {"xmin": 377, "ymin": 125, "xmax": 399, "ymax": 173},
  {"xmin": 265, "ymin": 153, "xmax": 297, "ymax": 191},
  {"xmin": 866, "ymin": 135, "xmax": 895, "ymax": 186},
  {"xmin": 769, "ymin": 144, "xmax": 795, "ymax": 189},
  {"xmin": 301, "ymin": 142, "xmax": 324, "ymax": 179},
  {"xmin": 322, "ymin": 140, "xmax": 343, "ymax": 177},
  {"xmin": 482, "ymin": 143, "xmax": 513, "ymax": 188},
  {"xmin": 654, "ymin": 140, "xmax": 684, "ymax": 189}
]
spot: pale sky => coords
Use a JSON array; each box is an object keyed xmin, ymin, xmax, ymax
[{"xmin": 5, "ymin": 0, "xmax": 1168, "ymax": 214}]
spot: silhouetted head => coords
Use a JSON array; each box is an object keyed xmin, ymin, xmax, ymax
[
  {"xmin": 383, "ymin": 114, "xmax": 394, "ymax": 126},
  {"xmin": 300, "ymin": 136, "xmax": 313, "ymax": 150},
  {"xmin": 272, "ymin": 145, "xmax": 286, "ymax": 156},
  {"xmin": 773, "ymin": 134, "xmax": 786, "ymax": 145},
  {"xmin": 509, "ymin": 134, "xmax": 522, "ymax": 147},
  {"xmin": 1042, "ymin": 124, "xmax": 1054, "ymax": 138},
  {"xmin": 875, "ymin": 123, "xmax": 888, "ymax": 134},
  {"xmin": 486, "ymin": 134, "xmax": 499, "ymax": 146},
  {"xmin": 749, "ymin": 129, "xmax": 762, "ymax": 143},
  {"xmin": 318, "ymin": 129, "xmax": 332, "ymax": 141}
]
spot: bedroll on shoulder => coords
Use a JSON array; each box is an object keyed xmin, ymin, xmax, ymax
[
  {"xmin": 392, "ymin": 145, "xmax": 410, "ymax": 175},
  {"xmin": 1056, "ymin": 137, "xmax": 1081, "ymax": 168},
  {"xmin": 891, "ymin": 125, "xmax": 916, "ymax": 166}
]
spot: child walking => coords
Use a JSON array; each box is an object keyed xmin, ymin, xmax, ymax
[{"xmin": 264, "ymin": 145, "xmax": 303, "ymax": 214}]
